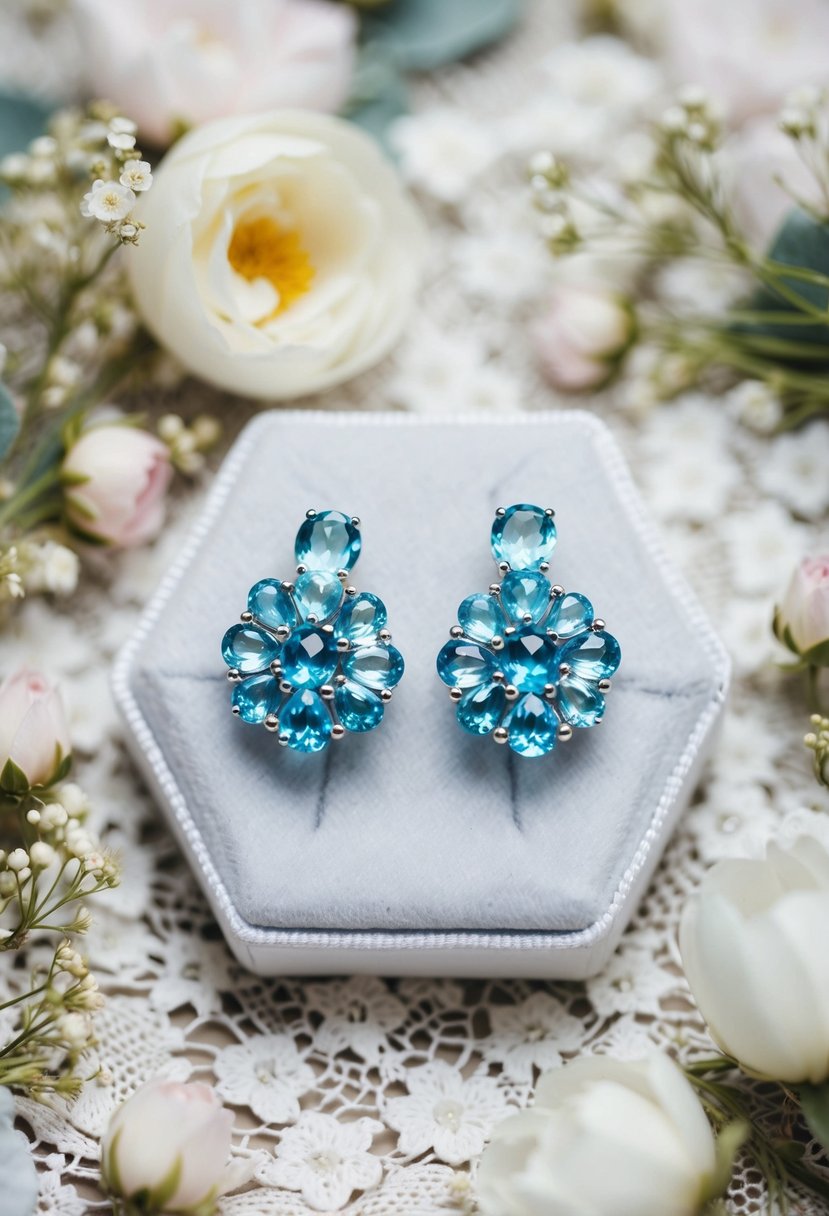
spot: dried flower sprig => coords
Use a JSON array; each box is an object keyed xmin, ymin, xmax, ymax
[{"xmin": 530, "ymin": 85, "xmax": 829, "ymax": 427}]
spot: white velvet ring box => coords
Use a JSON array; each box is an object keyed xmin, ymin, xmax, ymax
[{"xmin": 113, "ymin": 411, "xmax": 729, "ymax": 979}]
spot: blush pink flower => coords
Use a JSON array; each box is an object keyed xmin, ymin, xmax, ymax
[
  {"xmin": 62, "ymin": 424, "xmax": 172, "ymax": 547},
  {"xmin": 532, "ymin": 284, "xmax": 634, "ymax": 393},
  {"xmin": 75, "ymin": 0, "xmax": 357, "ymax": 146},
  {"xmin": 776, "ymin": 556, "xmax": 829, "ymax": 660},
  {"xmin": 0, "ymin": 668, "xmax": 70, "ymax": 789}
]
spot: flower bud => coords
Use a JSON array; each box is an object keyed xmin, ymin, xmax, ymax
[
  {"xmin": 680, "ymin": 835, "xmax": 829, "ymax": 1083},
  {"xmin": 101, "ymin": 1080, "xmax": 251, "ymax": 1215},
  {"xmin": 774, "ymin": 556, "xmax": 829, "ymax": 663},
  {"xmin": 0, "ymin": 668, "xmax": 71, "ymax": 792},
  {"xmin": 532, "ymin": 284, "xmax": 635, "ymax": 392},
  {"xmin": 62, "ymin": 423, "xmax": 172, "ymax": 548}
]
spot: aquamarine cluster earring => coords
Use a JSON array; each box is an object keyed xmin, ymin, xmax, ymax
[
  {"xmin": 221, "ymin": 510, "xmax": 404, "ymax": 753},
  {"xmin": 436, "ymin": 504, "xmax": 621, "ymax": 758}
]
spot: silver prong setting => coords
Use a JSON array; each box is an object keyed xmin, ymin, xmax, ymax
[
  {"xmin": 557, "ymin": 723, "xmax": 573, "ymax": 742},
  {"xmin": 490, "ymin": 635, "xmax": 504, "ymax": 650},
  {"xmin": 504, "ymin": 684, "xmax": 519, "ymax": 701},
  {"xmin": 493, "ymin": 726, "xmax": 509, "ymax": 744},
  {"xmin": 450, "ymin": 625, "xmax": 464, "ymax": 639},
  {"xmin": 380, "ymin": 689, "xmax": 393, "ymax": 703},
  {"xmin": 275, "ymin": 624, "xmax": 291, "ymax": 641},
  {"xmin": 592, "ymin": 619, "xmax": 606, "ymax": 632},
  {"xmin": 264, "ymin": 714, "xmax": 280, "ymax": 732},
  {"xmin": 240, "ymin": 610, "xmax": 253, "ymax": 624},
  {"xmin": 449, "ymin": 687, "xmax": 463, "ymax": 702},
  {"xmin": 279, "ymin": 680, "xmax": 293, "ymax": 694},
  {"xmin": 320, "ymin": 684, "xmax": 335, "ymax": 701},
  {"xmin": 336, "ymin": 638, "xmax": 350, "ymax": 653},
  {"xmin": 598, "ymin": 678, "xmax": 611, "ymax": 692},
  {"xmin": 331, "ymin": 723, "xmax": 346, "ymax": 741},
  {"xmin": 227, "ymin": 668, "xmax": 242, "ymax": 683}
]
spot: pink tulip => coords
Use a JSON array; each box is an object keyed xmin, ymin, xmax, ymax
[
  {"xmin": 777, "ymin": 556, "xmax": 829, "ymax": 660},
  {"xmin": 62, "ymin": 424, "xmax": 172, "ymax": 547},
  {"xmin": 532, "ymin": 284, "xmax": 634, "ymax": 392},
  {"xmin": 0, "ymin": 668, "xmax": 70, "ymax": 789}
]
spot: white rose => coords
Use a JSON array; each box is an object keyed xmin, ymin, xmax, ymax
[
  {"xmin": 128, "ymin": 111, "xmax": 426, "ymax": 401},
  {"xmin": 101, "ymin": 1080, "xmax": 252, "ymax": 1215},
  {"xmin": 680, "ymin": 835, "xmax": 829, "ymax": 1084},
  {"xmin": 477, "ymin": 1054, "xmax": 717, "ymax": 1216}
]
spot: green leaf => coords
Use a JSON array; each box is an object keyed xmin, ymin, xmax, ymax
[
  {"xmin": 800, "ymin": 1081, "xmax": 829, "ymax": 1150},
  {"xmin": 0, "ymin": 382, "xmax": 20, "ymax": 465},
  {"xmin": 345, "ymin": 48, "xmax": 409, "ymax": 151},
  {"xmin": 0, "ymin": 758, "xmax": 30, "ymax": 796},
  {"xmin": 803, "ymin": 641, "xmax": 829, "ymax": 667},
  {"xmin": 705, "ymin": 1119, "xmax": 749, "ymax": 1200},
  {"xmin": 740, "ymin": 208, "xmax": 829, "ymax": 359},
  {"xmin": 0, "ymin": 90, "xmax": 51, "ymax": 161},
  {"xmin": 361, "ymin": 0, "xmax": 524, "ymax": 70}
]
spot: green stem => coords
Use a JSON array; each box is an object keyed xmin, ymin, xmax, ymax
[{"xmin": 0, "ymin": 467, "xmax": 62, "ymax": 531}]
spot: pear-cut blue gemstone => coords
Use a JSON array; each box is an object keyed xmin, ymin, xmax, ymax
[
  {"xmin": 559, "ymin": 629, "xmax": 621, "ymax": 681},
  {"xmin": 436, "ymin": 640, "xmax": 496, "ymax": 689},
  {"xmin": 343, "ymin": 643, "xmax": 405, "ymax": 690},
  {"xmin": 500, "ymin": 571, "xmax": 551, "ymax": 624},
  {"xmin": 490, "ymin": 504, "xmax": 557, "ymax": 571},
  {"xmin": 280, "ymin": 625, "xmax": 338, "ymax": 689},
  {"xmin": 221, "ymin": 624, "xmax": 279, "ymax": 673},
  {"xmin": 232, "ymin": 673, "xmax": 282, "ymax": 724},
  {"xmin": 458, "ymin": 593, "xmax": 501, "ymax": 643},
  {"xmin": 559, "ymin": 674, "xmax": 605, "ymax": 728},
  {"xmin": 457, "ymin": 681, "xmax": 506, "ymax": 736},
  {"xmin": 503, "ymin": 693, "xmax": 558, "ymax": 757},
  {"xmin": 548, "ymin": 592, "xmax": 593, "ymax": 639},
  {"xmin": 501, "ymin": 630, "xmax": 557, "ymax": 693},
  {"xmin": 294, "ymin": 570, "xmax": 342, "ymax": 623},
  {"xmin": 279, "ymin": 689, "xmax": 331, "ymax": 753},
  {"xmin": 247, "ymin": 579, "xmax": 295, "ymax": 631},
  {"xmin": 335, "ymin": 593, "xmax": 387, "ymax": 644},
  {"xmin": 294, "ymin": 510, "xmax": 361, "ymax": 573},
  {"xmin": 335, "ymin": 679, "xmax": 384, "ymax": 732}
]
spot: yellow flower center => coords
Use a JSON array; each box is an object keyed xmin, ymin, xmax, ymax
[{"xmin": 227, "ymin": 216, "xmax": 315, "ymax": 318}]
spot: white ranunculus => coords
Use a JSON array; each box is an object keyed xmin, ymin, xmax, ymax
[
  {"xmin": 128, "ymin": 111, "xmax": 426, "ymax": 401},
  {"xmin": 680, "ymin": 835, "xmax": 829, "ymax": 1084},
  {"xmin": 476, "ymin": 1054, "xmax": 717, "ymax": 1216},
  {"xmin": 101, "ymin": 1080, "xmax": 252, "ymax": 1215}
]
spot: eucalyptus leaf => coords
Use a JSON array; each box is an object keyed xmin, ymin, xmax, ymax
[
  {"xmin": 0, "ymin": 90, "xmax": 51, "ymax": 160},
  {"xmin": 800, "ymin": 1081, "xmax": 829, "ymax": 1150},
  {"xmin": 361, "ymin": 0, "xmax": 523, "ymax": 71},
  {"xmin": 742, "ymin": 208, "xmax": 829, "ymax": 359},
  {"xmin": 345, "ymin": 48, "xmax": 409, "ymax": 150},
  {"xmin": 0, "ymin": 382, "xmax": 20, "ymax": 464}
]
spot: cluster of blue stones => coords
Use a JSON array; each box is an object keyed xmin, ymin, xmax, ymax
[
  {"xmin": 221, "ymin": 510, "xmax": 404, "ymax": 754},
  {"xmin": 436, "ymin": 504, "xmax": 621, "ymax": 758}
]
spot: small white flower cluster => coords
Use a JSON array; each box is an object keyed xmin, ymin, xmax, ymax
[
  {"xmin": 659, "ymin": 85, "xmax": 723, "ymax": 151},
  {"xmin": 78, "ymin": 116, "xmax": 152, "ymax": 243},
  {"xmin": 805, "ymin": 714, "xmax": 829, "ymax": 789},
  {"xmin": 157, "ymin": 413, "xmax": 222, "ymax": 476}
]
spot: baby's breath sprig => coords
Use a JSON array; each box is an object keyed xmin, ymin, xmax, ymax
[
  {"xmin": 529, "ymin": 84, "xmax": 829, "ymax": 424},
  {"xmin": 805, "ymin": 715, "xmax": 829, "ymax": 790},
  {"xmin": 157, "ymin": 413, "xmax": 223, "ymax": 476}
]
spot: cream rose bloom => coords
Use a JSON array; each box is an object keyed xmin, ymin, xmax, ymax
[
  {"xmin": 128, "ymin": 111, "xmax": 427, "ymax": 400},
  {"xmin": 680, "ymin": 835, "xmax": 829, "ymax": 1084},
  {"xmin": 477, "ymin": 1054, "xmax": 718, "ymax": 1216}
]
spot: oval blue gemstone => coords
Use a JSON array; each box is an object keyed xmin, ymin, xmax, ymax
[
  {"xmin": 335, "ymin": 679, "xmax": 384, "ymax": 733},
  {"xmin": 279, "ymin": 690, "xmax": 332, "ymax": 753},
  {"xmin": 232, "ymin": 673, "xmax": 282, "ymax": 724},
  {"xmin": 490, "ymin": 504, "xmax": 557, "ymax": 571},
  {"xmin": 247, "ymin": 578, "xmax": 296, "ymax": 630},
  {"xmin": 500, "ymin": 571, "xmax": 552, "ymax": 624},
  {"xmin": 503, "ymin": 693, "xmax": 558, "ymax": 758},
  {"xmin": 457, "ymin": 681, "xmax": 506, "ymax": 736},
  {"xmin": 294, "ymin": 570, "xmax": 342, "ymax": 623},
  {"xmin": 221, "ymin": 624, "xmax": 279, "ymax": 673},
  {"xmin": 335, "ymin": 593, "xmax": 387, "ymax": 643},
  {"xmin": 436, "ymin": 640, "xmax": 496, "ymax": 689},
  {"xmin": 280, "ymin": 625, "xmax": 338, "ymax": 689},
  {"xmin": 294, "ymin": 510, "xmax": 361, "ymax": 573},
  {"xmin": 458, "ymin": 593, "xmax": 502, "ymax": 643},
  {"xmin": 559, "ymin": 674, "xmax": 605, "ymax": 728},
  {"xmin": 548, "ymin": 592, "xmax": 594, "ymax": 639},
  {"xmin": 343, "ymin": 643, "xmax": 405, "ymax": 690},
  {"xmin": 559, "ymin": 629, "xmax": 621, "ymax": 681},
  {"xmin": 501, "ymin": 630, "xmax": 557, "ymax": 693}
]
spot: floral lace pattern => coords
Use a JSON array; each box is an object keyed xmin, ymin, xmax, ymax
[{"xmin": 1, "ymin": 2, "xmax": 828, "ymax": 1212}]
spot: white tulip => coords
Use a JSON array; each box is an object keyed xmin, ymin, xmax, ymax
[
  {"xmin": 680, "ymin": 835, "xmax": 829, "ymax": 1084},
  {"xmin": 101, "ymin": 1079, "xmax": 252, "ymax": 1214},
  {"xmin": 0, "ymin": 668, "xmax": 71, "ymax": 791},
  {"xmin": 128, "ymin": 111, "xmax": 427, "ymax": 401},
  {"xmin": 477, "ymin": 1054, "xmax": 717, "ymax": 1216}
]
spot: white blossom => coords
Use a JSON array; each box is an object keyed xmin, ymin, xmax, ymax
[
  {"xmin": 257, "ymin": 1112, "xmax": 383, "ymax": 1211},
  {"xmin": 758, "ymin": 423, "xmax": 829, "ymax": 518},
  {"xmin": 119, "ymin": 159, "xmax": 152, "ymax": 192},
  {"xmin": 390, "ymin": 109, "xmax": 496, "ymax": 204},
  {"xmin": 80, "ymin": 179, "xmax": 136, "ymax": 223}
]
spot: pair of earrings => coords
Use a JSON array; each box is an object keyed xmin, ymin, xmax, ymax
[{"xmin": 220, "ymin": 505, "xmax": 621, "ymax": 758}]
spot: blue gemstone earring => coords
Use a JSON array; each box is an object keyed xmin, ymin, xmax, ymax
[
  {"xmin": 436, "ymin": 504, "xmax": 621, "ymax": 758},
  {"xmin": 221, "ymin": 510, "xmax": 404, "ymax": 753}
]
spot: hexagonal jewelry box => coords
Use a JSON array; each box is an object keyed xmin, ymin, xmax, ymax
[{"xmin": 114, "ymin": 411, "xmax": 730, "ymax": 979}]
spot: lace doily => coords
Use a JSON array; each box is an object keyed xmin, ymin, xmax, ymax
[{"xmin": 1, "ymin": 2, "xmax": 828, "ymax": 1212}]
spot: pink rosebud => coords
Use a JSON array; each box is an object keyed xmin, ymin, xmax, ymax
[
  {"xmin": 62, "ymin": 424, "xmax": 172, "ymax": 547},
  {"xmin": 776, "ymin": 556, "xmax": 829, "ymax": 660},
  {"xmin": 0, "ymin": 668, "xmax": 71, "ymax": 790},
  {"xmin": 532, "ymin": 284, "xmax": 634, "ymax": 393},
  {"xmin": 102, "ymin": 1080, "xmax": 252, "ymax": 1214},
  {"xmin": 75, "ymin": 0, "xmax": 357, "ymax": 147}
]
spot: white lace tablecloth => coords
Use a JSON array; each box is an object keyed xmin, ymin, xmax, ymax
[{"xmin": 2, "ymin": 2, "xmax": 828, "ymax": 1212}]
